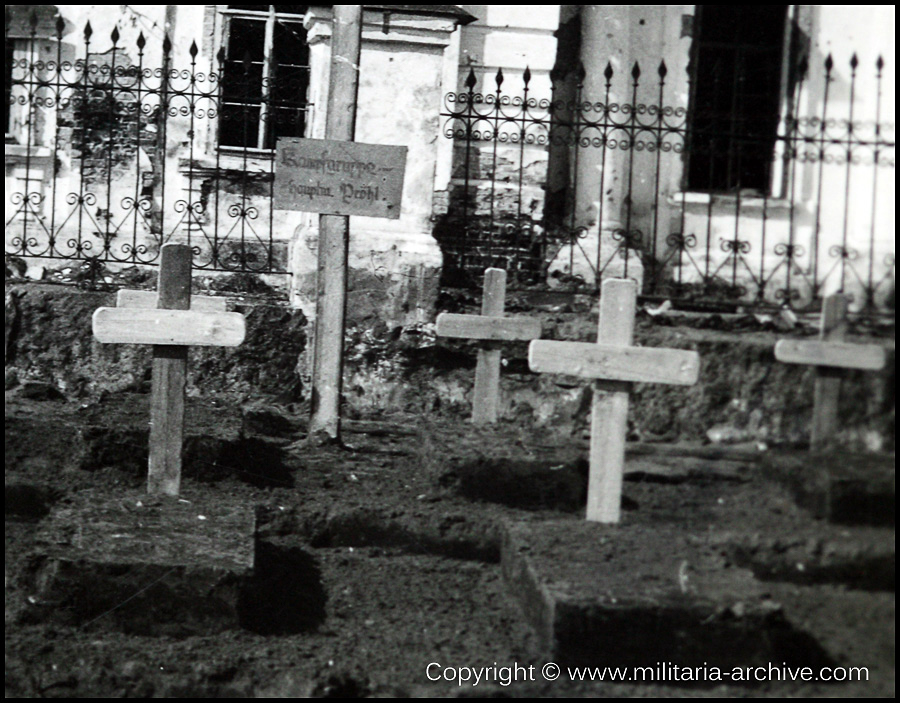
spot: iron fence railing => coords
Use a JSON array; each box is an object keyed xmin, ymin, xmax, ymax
[
  {"xmin": 439, "ymin": 54, "xmax": 895, "ymax": 315},
  {"xmin": 5, "ymin": 13, "xmax": 306, "ymax": 279}
]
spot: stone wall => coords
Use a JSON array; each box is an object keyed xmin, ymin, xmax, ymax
[
  {"xmin": 5, "ymin": 284, "xmax": 307, "ymax": 400},
  {"xmin": 5, "ymin": 283, "xmax": 894, "ymax": 451}
]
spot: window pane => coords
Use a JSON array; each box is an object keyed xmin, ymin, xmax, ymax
[
  {"xmin": 220, "ymin": 103, "xmax": 262, "ymax": 149},
  {"xmin": 265, "ymin": 19, "xmax": 310, "ymax": 148},
  {"xmin": 227, "ymin": 17, "xmax": 266, "ymax": 62},
  {"xmin": 266, "ymin": 106, "xmax": 306, "ymax": 147},
  {"xmin": 220, "ymin": 17, "xmax": 265, "ymax": 147},
  {"xmin": 222, "ymin": 59, "xmax": 265, "ymax": 103}
]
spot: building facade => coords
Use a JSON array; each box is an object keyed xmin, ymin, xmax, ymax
[
  {"xmin": 6, "ymin": 4, "xmax": 473, "ymax": 322},
  {"xmin": 441, "ymin": 5, "xmax": 895, "ymax": 313},
  {"xmin": 6, "ymin": 5, "xmax": 895, "ymax": 317}
]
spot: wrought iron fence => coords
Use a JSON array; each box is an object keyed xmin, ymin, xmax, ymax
[
  {"xmin": 5, "ymin": 13, "xmax": 307, "ymax": 278},
  {"xmin": 439, "ymin": 55, "xmax": 895, "ymax": 315}
]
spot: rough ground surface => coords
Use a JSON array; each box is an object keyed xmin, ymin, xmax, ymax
[{"xmin": 5, "ymin": 390, "xmax": 895, "ymax": 697}]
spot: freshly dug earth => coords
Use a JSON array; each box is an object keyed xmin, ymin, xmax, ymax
[{"xmin": 5, "ymin": 390, "xmax": 894, "ymax": 697}]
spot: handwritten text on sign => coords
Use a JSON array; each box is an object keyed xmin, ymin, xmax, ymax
[{"xmin": 274, "ymin": 138, "xmax": 407, "ymax": 219}]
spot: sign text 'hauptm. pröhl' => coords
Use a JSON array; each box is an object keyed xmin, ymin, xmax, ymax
[{"xmin": 274, "ymin": 137, "xmax": 407, "ymax": 219}]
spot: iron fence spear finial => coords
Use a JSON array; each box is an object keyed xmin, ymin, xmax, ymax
[{"xmin": 465, "ymin": 67, "xmax": 477, "ymax": 90}]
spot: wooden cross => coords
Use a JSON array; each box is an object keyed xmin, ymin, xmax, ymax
[
  {"xmin": 774, "ymin": 293, "xmax": 886, "ymax": 452},
  {"xmin": 436, "ymin": 268, "xmax": 542, "ymax": 424},
  {"xmin": 529, "ymin": 279, "xmax": 700, "ymax": 523},
  {"xmin": 92, "ymin": 244, "xmax": 246, "ymax": 496}
]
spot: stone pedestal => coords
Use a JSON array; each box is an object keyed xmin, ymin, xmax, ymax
[{"xmin": 548, "ymin": 218, "xmax": 645, "ymax": 289}]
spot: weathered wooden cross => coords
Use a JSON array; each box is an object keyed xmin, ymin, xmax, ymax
[
  {"xmin": 436, "ymin": 268, "xmax": 542, "ymax": 424},
  {"xmin": 529, "ymin": 278, "xmax": 700, "ymax": 523},
  {"xmin": 92, "ymin": 244, "xmax": 246, "ymax": 496},
  {"xmin": 774, "ymin": 293, "xmax": 886, "ymax": 452}
]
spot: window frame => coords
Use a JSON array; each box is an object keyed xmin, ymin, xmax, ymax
[{"xmin": 217, "ymin": 5, "xmax": 311, "ymax": 152}]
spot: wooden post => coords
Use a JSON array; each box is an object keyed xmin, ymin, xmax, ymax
[
  {"xmin": 589, "ymin": 279, "xmax": 636, "ymax": 523},
  {"xmin": 774, "ymin": 293, "xmax": 886, "ymax": 453},
  {"xmin": 436, "ymin": 268, "xmax": 542, "ymax": 424},
  {"xmin": 309, "ymin": 4, "xmax": 363, "ymax": 445},
  {"xmin": 528, "ymin": 278, "xmax": 700, "ymax": 523},
  {"xmin": 811, "ymin": 294, "xmax": 848, "ymax": 452},
  {"xmin": 149, "ymin": 243, "xmax": 192, "ymax": 496},
  {"xmin": 473, "ymin": 269, "xmax": 506, "ymax": 423}
]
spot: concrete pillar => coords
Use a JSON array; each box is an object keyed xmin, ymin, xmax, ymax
[{"xmin": 549, "ymin": 6, "xmax": 693, "ymax": 288}]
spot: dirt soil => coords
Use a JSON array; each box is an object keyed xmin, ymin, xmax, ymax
[{"xmin": 5, "ymin": 389, "xmax": 895, "ymax": 697}]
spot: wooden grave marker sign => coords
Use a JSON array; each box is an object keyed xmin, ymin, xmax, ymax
[
  {"xmin": 436, "ymin": 268, "xmax": 542, "ymax": 424},
  {"xmin": 774, "ymin": 293, "xmax": 886, "ymax": 452},
  {"xmin": 92, "ymin": 244, "xmax": 246, "ymax": 496},
  {"xmin": 528, "ymin": 278, "xmax": 700, "ymax": 523},
  {"xmin": 273, "ymin": 137, "xmax": 407, "ymax": 219},
  {"xmin": 272, "ymin": 132, "xmax": 407, "ymax": 443}
]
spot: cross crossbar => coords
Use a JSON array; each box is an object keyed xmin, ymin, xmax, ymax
[
  {"xmin": 93, "ymin": 308, "xmax": 245, "ymax": 347},
  {"xmin": 774, "ymin": 339, "xmax": 886, "ymax": 371},
  {"xmin": 436, "ymin": 313, "xmax": 542, "ymax": 342},
  {"xmin": 117, "ymin": 289, "xmax": 228, "ymax": 313},
  {"xmin": 529, "ymin": 340, "xmax": 700, "ymax": 385}
]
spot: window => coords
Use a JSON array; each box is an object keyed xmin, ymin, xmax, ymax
[
  {"xmin": 219, "ymin": 5, "xmax": 310, "ymax": 150},
  {"xmin": 686, "ymin": 6, "xmax": 789, "ymax": 193}
]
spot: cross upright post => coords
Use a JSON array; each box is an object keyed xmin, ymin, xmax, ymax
[
  {"xmin": 436, "ymin": 268, "xmax": 542, "ymax": 424},
  {"xmin": 92, "ymin": 243, "xmax": 246, "ymax": 496},
  {"xmin": 473, "ymin": 267, "xmax": 506, "ymax": 424},
  {"xmin": 149, "ymin": 243, "xmax": 191, "ymax": 495},
  {"xmin": 774, "ymin": 293, "xmax": 886, "ymax": 452},
  {"xmin": 529, "ymin": 278, "xmax": 700, "ymax": 523}
]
